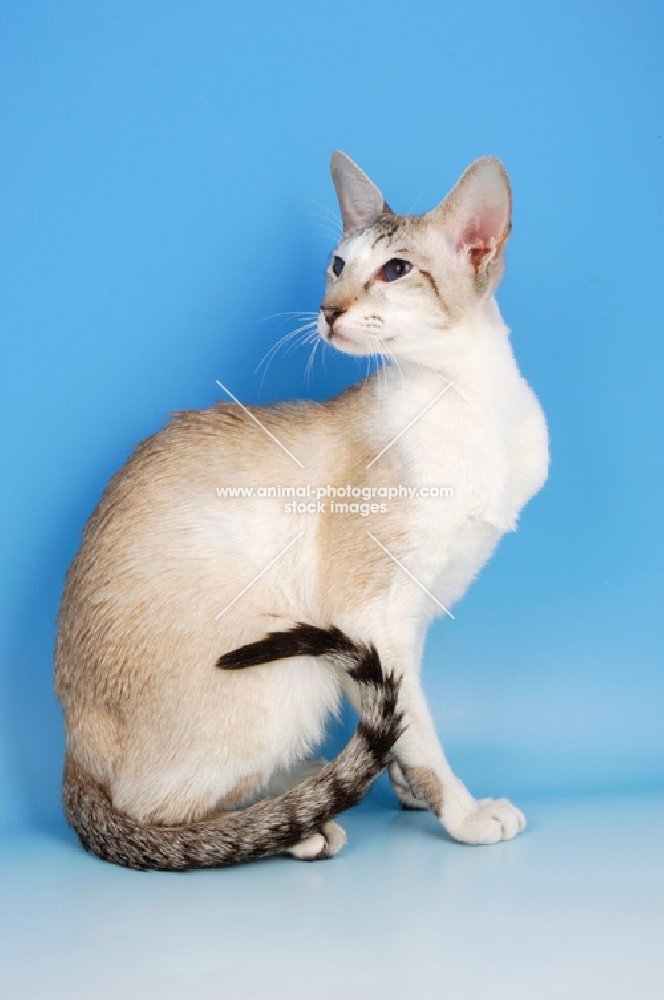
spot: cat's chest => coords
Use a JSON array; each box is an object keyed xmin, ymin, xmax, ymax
[{"xmin": 378, "ymin": 370, "xmax": 547, "ymax": 543}]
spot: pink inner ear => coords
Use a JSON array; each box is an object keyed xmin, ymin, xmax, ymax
[
  {"xmin": 455, "ymin": 209, "xmax": 504, "ymax": 273},
  {"xmin": 466, "ymin": 242, "xmax": 491, "ymax": 273}
]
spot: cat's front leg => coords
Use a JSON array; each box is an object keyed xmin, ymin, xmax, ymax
[
  {"xmin": 390, "ymin": 668, "xmax": 526, "ymax": 845},
  {"xmin": 341, "ymin": 650, "xmax": 525, "ymax": 844}
]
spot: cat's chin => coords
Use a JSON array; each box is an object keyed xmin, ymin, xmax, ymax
[
  {"xmin": 324, "ymin": 331, "xmax": 370, "ymax": 355},
  {"xmin": 325, "ymin": 330, "xmax": 394, "ymax": 357}
]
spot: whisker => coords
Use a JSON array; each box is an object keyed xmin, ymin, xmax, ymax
[
  {"xmin": 407, "ymin": 190, "xmax": 425, "ymax": 214},
  {"xmin": 378, "ymin": 336, "xmax": 404, "ymax": 394},
  {"xmin": 256, "ymin": 328, "xmax": 303, "ymax": 374},
  {"xmin": 306, "ymin": 210, "xmax": 343, "ymax": 232},
  {"xmin": 257, "ymin": 310, "xmax": 318, "ymax": 325},
  {"xmin": 255, "ymin": 320, "xmax": 319, "ymax": 386},
  {"xmin": 321, "ymin": 337, "xmax": 330, "ymax": 375},
  {"xmin": 284, "ymin": 326, "xmax": 318, "ymax": 358},
  {"xmin": 362, "ymin": 344, "xmax": 380, "ymax": 390},
  {"xmin": 304, "ymin": 198, "xmax": 343, "ymax": 230},
  {"xmin": 303, "ymin": 336, "xmax": 321, "ymax": 385},
  {"xmin": 306, "ymin": 231, "xmax": 343, "ymax": 246}
]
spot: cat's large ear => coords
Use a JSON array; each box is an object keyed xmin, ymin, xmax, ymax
[
  {"xmin": 431, "ymin": 157, "xmax": 512, "ymax": 278},
  {"xmin": 330, "ymin": 151, "xmax": 390, "ymax": 235}
]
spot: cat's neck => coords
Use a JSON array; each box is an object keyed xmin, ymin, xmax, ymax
[{"xmin": 374, "ymin": 298, "xmax": 518, "ymax": 400}]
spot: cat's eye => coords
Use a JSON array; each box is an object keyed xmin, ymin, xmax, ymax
[
  {"xmin": 381, "ymin": 258, "xmax": 412, "ymax": 282},
  {"xmin": 332, "ymin": 256, "xmax": 345, "ymax": 277}
]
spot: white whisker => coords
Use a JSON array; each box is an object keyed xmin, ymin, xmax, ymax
[
  {"xmin": 284, "ymin": 326, "xmax": 318, "ymax": 358},
  {"xmin": 378, "ymin": 336, "xmax": 404, "ymax": 395},
  {"xmin": 256, "ymin": 328, "xmax": 304, "ymax": 375},
  {"xmin": 303, "ymin": 336, "xmax": 321, "ymax": 385},
  {"xmin": 257, "ymin": 310, "xmax": 318, "ymax": 326},
  {"xmin": 255, "ymin": 319, "xmax": 319, "ymax": 389},
  {"xmin": 306, "ymin": 211, "xmax": 343, "ymax": 232},
  {"xmin": 304, "ymin": 198, "xmax": 343, "ymax": 230}
]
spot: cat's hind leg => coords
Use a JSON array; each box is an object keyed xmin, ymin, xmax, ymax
[{"xmin": 388, "ymin": 759, "xmax": 428, "ymax": 811}]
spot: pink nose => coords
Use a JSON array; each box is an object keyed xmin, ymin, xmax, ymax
[{"xmin": 322, "ymin": 306, "xmax": 346, "ymax": 327}]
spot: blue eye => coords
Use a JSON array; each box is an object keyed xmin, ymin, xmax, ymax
[
  {"xmin": 332, "ymin": 255, "xmax": 345, "ymax": 277},
  {"xmin": 381, "ymin": 258, "xmax": 412, "ymax": 282}
]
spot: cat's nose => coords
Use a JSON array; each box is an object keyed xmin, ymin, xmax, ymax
[{"xmin": 322, "ymin": 305, "xmax": 346, "ymax": 327}]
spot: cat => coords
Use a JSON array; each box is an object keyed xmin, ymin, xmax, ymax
[{"xmin": 55, "ymin": 150, "xmax": 549, "ymax": 870}]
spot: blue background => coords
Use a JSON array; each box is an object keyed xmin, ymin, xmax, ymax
[{"xmin": 0, "ymin": 4, "xmax": 663, "ymax": 995}]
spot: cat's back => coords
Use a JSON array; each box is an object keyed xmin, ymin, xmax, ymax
[
  {"xmin": 63, "ymin": 398, "xmax": 320, "ymax": 552},
  {"xmin": 54, "ymin": 396, "xmax": 331, "ymax": 705}
]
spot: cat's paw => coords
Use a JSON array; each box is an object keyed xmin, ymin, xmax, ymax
[
  {"xmin": 388, "ymin": 760, "xmax": 428, "ymax": 811},
  {"xmin": 320, "ymin": 819, "xmax": 348, "ymax": 856},
  {"xmin": 444, "ymin": 798, "xmax": 526, "ymax": 845},
  {"xmin": 288, "ymin": 820, "xmax": 347, "ymax": 861}
]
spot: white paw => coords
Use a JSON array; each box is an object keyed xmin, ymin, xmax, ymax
[
  {"xmin": 321, "ymin": 820, "xmax": 347, "ymax": 856},
  {"xmin": 288, "ymin": 820, "xmax": 347, "ymax": 861},
  {"xmin": 444, "ymin": 798, "xmax": 527, "ymax": 845},
  {"xmin": 288, "ymin": 832, "xmax": 327, "ymax": 860}
]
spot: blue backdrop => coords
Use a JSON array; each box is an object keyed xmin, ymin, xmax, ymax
[{"xmin": 1, "ymin": 0, "xmax": 662, "ymax": 836}]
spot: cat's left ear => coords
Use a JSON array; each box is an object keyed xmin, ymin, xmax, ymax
[
  {"xmin": 431, "ymin": 156, "xmax": 512, "ymax": 279},
  {"xmin": 330, "ymin": 151, "xmax": 391, "ymax": 235}
]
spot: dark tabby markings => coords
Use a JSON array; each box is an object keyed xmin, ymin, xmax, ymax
[
  {"xmin": 217, "ymin": 622, "xmax": 358, "ymax": 670},
  {"xmin": 370, "ymin": 212, "xmax": 402, "ymax": 247},
  {"xmin": 418, "ymin": 269, "xmax": 450, "ymax": 313},
  {"xmin": 402, "ymin": 765, "xmax": 444, "ymax": 816},
  {"xmin": 63, "ymin": 625, "xmax": 403, "ymax": 871}
]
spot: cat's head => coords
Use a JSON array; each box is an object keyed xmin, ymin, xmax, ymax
[{"xmin": 319, "ymin": 151, "xmax": 512, "ymax": 365}]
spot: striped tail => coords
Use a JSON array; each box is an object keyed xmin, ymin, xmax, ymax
[{"xmin": 63, "ymin": 625, "xmax": 402, "ymax": 871}]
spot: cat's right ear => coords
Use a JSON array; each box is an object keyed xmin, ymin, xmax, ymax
[{"xmin": 330, "ymin": 151, "xmax": 390, "ymax": 235}]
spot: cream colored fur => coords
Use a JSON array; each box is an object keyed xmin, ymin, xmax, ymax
[{"xmin": 55, "ymin": 151, "xmax": 548, "ymax": 851}]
